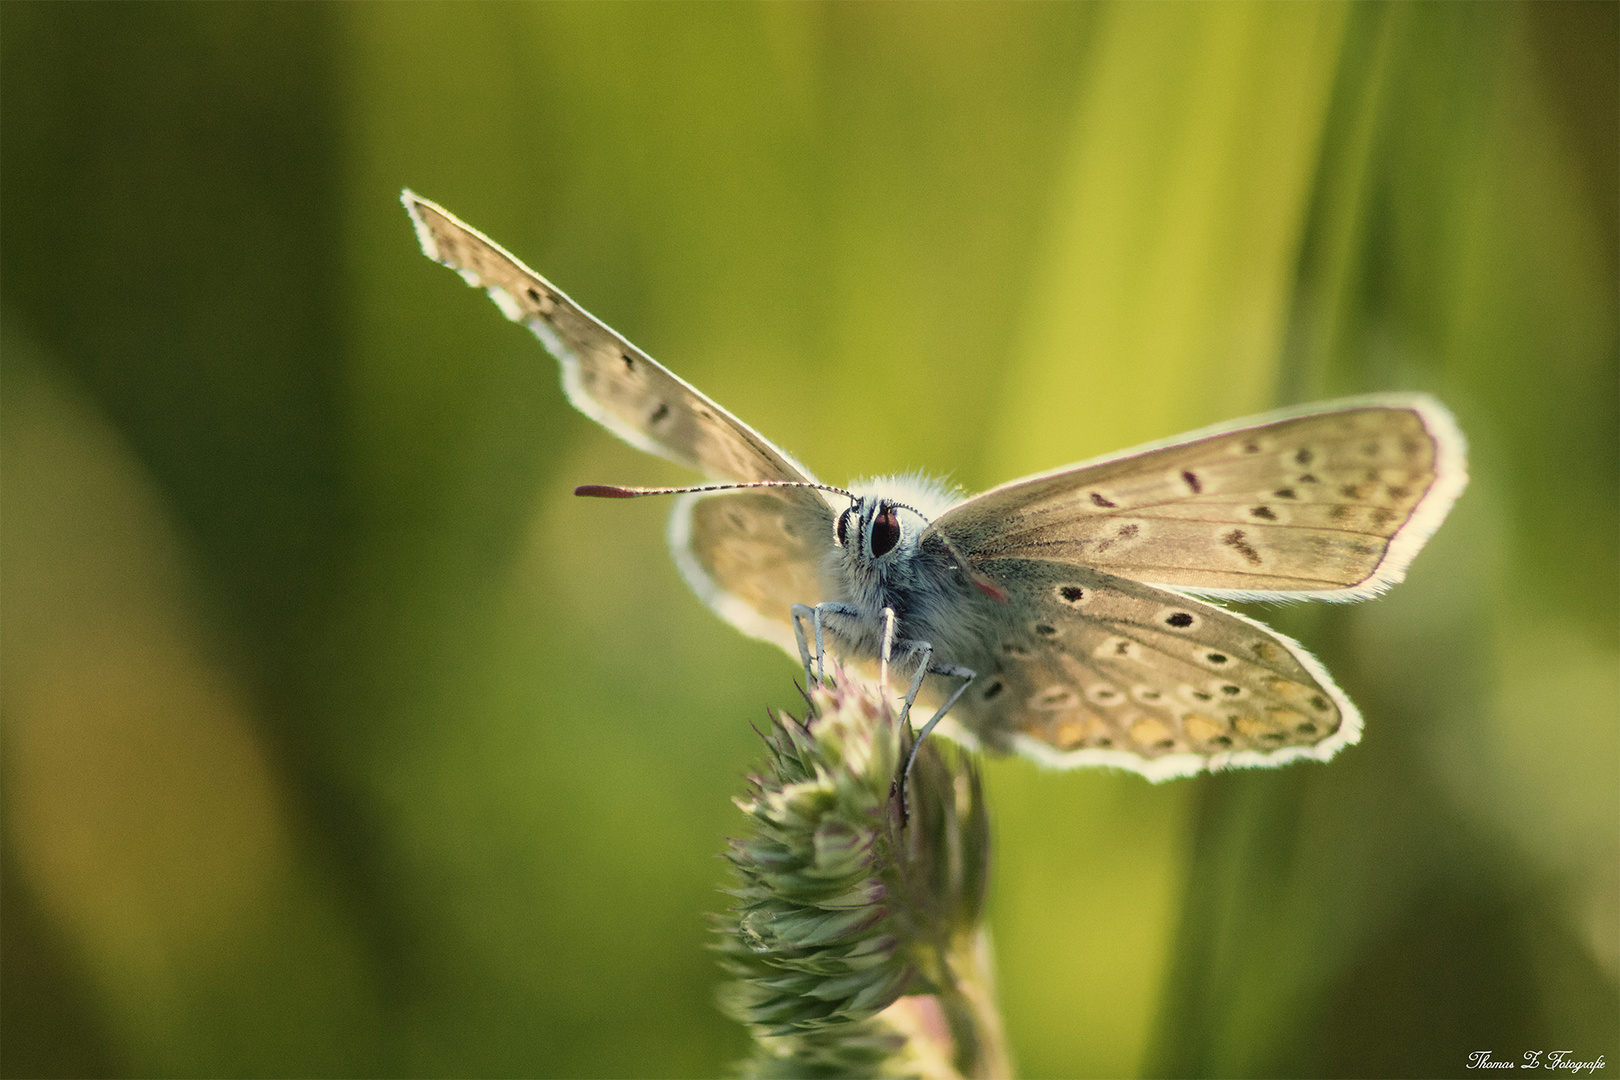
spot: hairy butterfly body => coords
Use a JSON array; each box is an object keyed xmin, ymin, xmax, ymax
[{"xmin": 403, "ymin": 191, "xmax": 1467, "ymax": 781}]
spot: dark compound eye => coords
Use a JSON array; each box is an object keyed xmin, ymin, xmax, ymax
[
  {"xmin": 835, "ymin": 507, "xmax": 852, "ymax": 547},
  {"xmin": 870, "ymin": 506, "xmax": 901, "ymax": 557}
]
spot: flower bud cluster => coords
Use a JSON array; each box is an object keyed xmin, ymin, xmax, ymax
[{"xmin": 715, "ymin": 671, "xmax": 1003, "ymax": 1078}]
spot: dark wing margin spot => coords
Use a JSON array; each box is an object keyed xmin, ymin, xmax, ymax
[
  {"xmin": 621, "ymin": 352, "xmax": 636, "ymax": 370},
  {"xmin": 1295, "ymin": 448, "xmax": 1313, "ymax": 465},
  {"xmin": 649, "ymin": 401, "xmax": 670, "ymax": 424},
  {"xmin": 1166, "ymin": 612, "xmax": 1194, "ymax": 628},
  {"xmin": 1090, "ymin": 492, "xmax": 1117, "ymax": 508},
  {"xmin": 1181, "ymin": 470, "xmax": 1203, "ymax": 494},
  {"xmin": 1058, "ymin": 585, "xmax": 1085, "ymax": 603},
  {"xmin": 1249, "ymin": 506, "xmax": 1277, "ymax": 521}
]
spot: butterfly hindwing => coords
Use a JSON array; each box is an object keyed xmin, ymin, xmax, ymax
[
  {"xmin": 943, "ymin": 560, "xmax": 1359, "ymax": 779},
  {"xmin": 670, "ymin": 489, "xmax": 838, "ymax": 656},
  {"xmin": 404, "ymin": 191, "xmax": 815, "ymax": 487},
  {"xmin": 932, "ymin": 397, "xmax": 1467, "ymax": 600}
]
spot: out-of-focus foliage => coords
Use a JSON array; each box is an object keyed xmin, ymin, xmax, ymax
[{"xmin": 1, "ymin": 3, "xmax": 1613, "ymax": 1078}]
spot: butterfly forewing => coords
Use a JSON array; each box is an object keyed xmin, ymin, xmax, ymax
[
  {"xmin": 934, "ymin": 399, "xmax": 1465, "ymax": 600},
  {"xmin": 404, "ymin": 191, "xmax": 815, "ymax": 488},
  {"xmin": 945, "ymin": 561, "xmax": 1359, "ymax": 778}
]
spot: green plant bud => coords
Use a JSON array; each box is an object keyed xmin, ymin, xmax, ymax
[{"xmin": 716, "ymin": 670, "xmax": 1010, "ymax": 1079}]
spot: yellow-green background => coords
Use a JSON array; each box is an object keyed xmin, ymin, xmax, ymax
[{"xmin": 3, "ymin": 3, "xmax": 1615, "ymax": 1077}]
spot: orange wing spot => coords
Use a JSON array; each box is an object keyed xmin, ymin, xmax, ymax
[
  {"xmin": 1234, "ymin": 715, "xmax": 1284, "ymax": 742},
  {"xmin": 1130, "ymin": 717, "xmax": 1174, "ymax": 748},
  {"xmin": 1182, "ymin": 713, "xmax": 1227, "ymax": 743}
]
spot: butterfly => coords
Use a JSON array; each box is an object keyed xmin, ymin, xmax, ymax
[{"xmin": 402, "ymin": 190, "xmax": 1468, "ymax": 782}]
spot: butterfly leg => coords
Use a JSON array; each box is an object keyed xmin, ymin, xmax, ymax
[
  {"xmin": 882, "ymin": 633, "xmax": 975, "ymax": 824},
  {"xmin": 791, "ymin": 601, "xmax": 861, "ymax": 686}
]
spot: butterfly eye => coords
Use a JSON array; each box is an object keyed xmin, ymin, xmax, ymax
[
  {"xmin": 870, "ymin": 506, "xmax": 901, "ymax": 557},
  {"xmin": 835, "ymin": 508, "xmax": 851, "ymax": 547}
]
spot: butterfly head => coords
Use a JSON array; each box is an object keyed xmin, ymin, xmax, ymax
[{"xmin": 834, "ymin": 496, "xmax": 923, "ymax": 566}]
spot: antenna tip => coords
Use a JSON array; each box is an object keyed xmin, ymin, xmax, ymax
[{"xmin": 575, "ymin": 485, "xmax": 638, "ymax": 498}]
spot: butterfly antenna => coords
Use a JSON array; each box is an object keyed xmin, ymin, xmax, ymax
[{"xmin": 576, "ymin": 480, "xmax": 856, "ymax": 503}]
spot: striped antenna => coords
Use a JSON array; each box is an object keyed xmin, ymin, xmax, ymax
[
  {"xmin": 576, "ymin": 480, "xmax": 1007, "ymax": 602},
  {"xmin": 575, "ymin": 480, "xmax": 856, "ymax": 502}
]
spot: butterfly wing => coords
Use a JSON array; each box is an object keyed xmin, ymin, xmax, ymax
[
  {"xmin": 934, "ymin": 560, "xmax": 1360, "ymax": 779},
  {"xmin": 404, "ymin": 192, "xmax": 841, "ymax": 650},
  {"xmin": 930, "ymin": 396, "xmax": 1467, "ymax": 601},
  {"xmin": 668, "ymin": 490, "xmax": 838, "ymax": 655},
  {"xmin": 403, "ymin": 191, "xmax": 817, "ymax": 487}
]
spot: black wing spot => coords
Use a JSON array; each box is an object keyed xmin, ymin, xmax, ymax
[
  {"xmin": 1166, "ymin": 612, "xmax": 1194, "ymax": 628},
  {"xmin": 525, "ymin": 285, "xmax": 544, "ymax": 304},
  {"xmin": 1309, "ymin": 695, "xmax": 1330, "ymax": 712},
  {"xmin": 1096, "ymin": 737, "xmax": 1113, "ymax": 748},
  {"xmin": 1206, "ymin": 652, "xmax": 1229, "ymax": 665},
  {"xmin": 1114, "ymin": 641, "xmax": 1132, "ymax": 656},
  {"xmin": 1155, "ymin": 738, "xmax": 1175, "ymax": 749},
  {"xmin": 1222, "ymin": 529, "xmax": 1263, "ymax": 565},
  {"xmin": 1249, "ymin": 505, "xmax": 1277, "ymax": 521},
  {"xmin": 1181, "ymin": 470, "xmax": 1203, "ymax": 494},
  {"xmin": 1090, "ymin": 492, "xmax": 1117, "ymax": 508},
  {"xmin": 1220, "ymin": 684, "xmax": 1242, "ymax": 695},
  {"xmin": 1035, "ymin": 623, "xmax": 1059, "ymax": 637},
  {"xmin": 1295, "ymin": 448, "xmax": 1314, "ymax": 465},
  {"xmin": 1340, "ymin": 484, "xmax": 1364, "ymax": 499},
  {"xmin": 1210, "ymin": 735, "xmax": 1233, "ymax": 747},
  {"xmin": 1140, "ymin": 690, "xmax": 1162, "ymax": 701},
  {"xmin": 1330, "ymin": 504, "xmax": 1352, "ymax": 522},
  {"xmin": 621, "ymin": 353, "xmax": 636, "ymax": 371},
  {"xmin": 1117, "ymin": 523, "xmax": 1139, "ymax": 538},
  {"xmin": 1401, "ymin": 437, "xmax": 1423, "ymax": 455},
  {"xmin": 1274, "ymin": 487, "xmax": 1297, "ymax": 500},
  {"xmin": 1298, "ymin": 473, "xmax": 1319, "ymax": 483},
  {"xmin": 1058, "ymin": 585, "xmax": 1085, "ymax": 604},
  {"xmin": 1296, "ymin": 722, "xmax": 1318, "ymax": 734},
  {"xmin": 1243, "ymin": 442, "xmax": 1261, "ymax": 454},
  {"xmin": 649, "ymin": 401, "xmax": 670, "ymax": 424},
  {"xmin": 1192, "ymin": 691, "xmax": 1213, "ymax": 702},
  {"xmin": 1261, "ymin": 731, "xmax": 1286, "ymax": 743},
  {"xmin": 982, "ymin": 680, "xmax": 1004, "ymax": 701},
  {"xmin": 1388, "ymin": 485, "xmax": 1411, "ymax": 500}
]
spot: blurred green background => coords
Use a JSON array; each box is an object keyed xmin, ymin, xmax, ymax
[{"xmin": 2, "ymin": 3, "xmax": 1615, "ymax": 1077}]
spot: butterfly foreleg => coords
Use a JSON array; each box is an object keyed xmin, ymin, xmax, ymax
[{"xmin": 791, "ymin": 601, "xmax": 861, "ymax": 687}]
